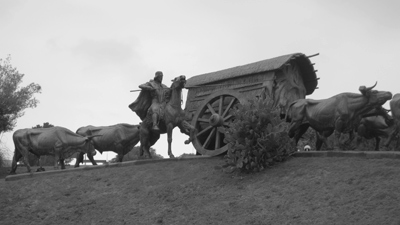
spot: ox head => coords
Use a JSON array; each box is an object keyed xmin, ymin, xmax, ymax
[
  {"xmin": 362, "ymin": 106, "xmax": 394, "ymax": 127},
  {"xmin": 81, "ymin": 135, "xmax": 100, "ymax": 156},
  {"xmin": 359, "ymin": 82, "xmax": 392, "ymax": 107}
]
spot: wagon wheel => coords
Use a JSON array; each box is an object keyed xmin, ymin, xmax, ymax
[{"xmin": 192, "ymin": 90, "xmax": 245, "ymax": 156}]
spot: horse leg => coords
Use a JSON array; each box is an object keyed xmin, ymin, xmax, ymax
[
  {"xmin": 167, "ymin": 124, "xmax": 174, "ymax": 158},
  {"xmin": 179, "ymin": 120, "xmax": 195, "ymax": 144},
  {"xmin": 140, "ymin": 127, "xmax": 152, "ymax": 159}
]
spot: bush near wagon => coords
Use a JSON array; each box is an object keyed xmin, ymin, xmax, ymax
[{"xmin": 223, "ymin": 99, "xmax": 295, "ymax": 173}]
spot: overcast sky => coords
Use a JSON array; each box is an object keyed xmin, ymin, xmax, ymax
[{"xmin": 1, "ymin": 0, "xmax": 399, "ymax": 160}]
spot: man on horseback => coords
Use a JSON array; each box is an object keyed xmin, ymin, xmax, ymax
[{"xmin": 129, "ymin": 71, "xmax": 169, "ymax": 131}]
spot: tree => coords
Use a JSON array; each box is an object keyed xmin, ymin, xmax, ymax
[{"xmin": 0, "ymin": 55, "xmax": 41, "ymax": 135}]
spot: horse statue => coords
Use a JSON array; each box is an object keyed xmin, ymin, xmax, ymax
[{"xmin": 138, "ymin": 75, "xmax": 195, "ymax": 158}]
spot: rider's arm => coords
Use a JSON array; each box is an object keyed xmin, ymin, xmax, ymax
[{"xmin": 139, "ymin": 83, "xmax": 154, "ymax": 91}]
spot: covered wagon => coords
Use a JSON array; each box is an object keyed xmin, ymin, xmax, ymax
[{"xmin": 184, "ymin": 53, "xmax": 319, "ymax": 156}]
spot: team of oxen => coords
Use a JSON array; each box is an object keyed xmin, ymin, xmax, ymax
[
  {"xmin": 9, "ymin": 124, "xmax": 141, "ymax": 174},
  {"xmin": 286, "ymin": 82, "xmax": 400, "ymax": 151},
  {"xmin": 9, "ymin": 81, "xmax": 400, "ymax": 175}
]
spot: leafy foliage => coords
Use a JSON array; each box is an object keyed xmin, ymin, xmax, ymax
[
  {"xmin": 297, "ymin": 127, "xmax": 316, "ymax": 151},
  {"xmin": 224, "ymin": 99, "xmax": 295, "ymax": 173},
  {"xmin": 0, "ymin": 148, "xmax": 4, "ymax": 168},
  {"xmin": 121, "ymin": 146, "xmax": 163, "ymax": 162},
  {"xmin": 0, "ymin": 55, "xmax": 41, "ymax": 134}
]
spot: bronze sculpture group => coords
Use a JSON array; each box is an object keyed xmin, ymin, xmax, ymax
[{"xmin": 8, "ymin": 53, "xmax": 400, "ymax": 175}]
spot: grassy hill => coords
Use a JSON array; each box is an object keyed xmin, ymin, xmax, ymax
[{"xmin": 1, "ymin": 156, "xmax": 400, "ymax": 225}]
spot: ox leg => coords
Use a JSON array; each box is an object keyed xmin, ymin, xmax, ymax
[
  {"xmin": 87, "ymin": 152, "xmax": 97, "ymax": 165},
  {"xmin": 288, "ymin": 120, "xmax": 304, "ymax": 139},
  {"xmin": 167, "ymin": 124, "xmax": 175, "ymax": 158},
  {"xmin": 333, "ymin": 131, "xmax": 342, "ymax": 150},
  {"xmin": 53, "ymin": 151, "xmax": 61, "ymax": 170},
  {"xmin": 117, "ymin": 154, "xmax": 124, "ymax": 162},
  {"xmin": 21, "ymin": 152, "xmax": 32, "ymax": 173},
  {"xmin": 384, "ymin": 126, "xmax": 399, "ymax": 148},
  {"xmin": 355, "ymin": 136, "xmax": 363, "ymax": 150},
  {"xmin": 375, "ymin": 137, "xmax": 381, "ymax": 151},
  {"xmin": 74, "ymin": 152, "xmax": 84, "ymax": 168},
  {"xmin": 294, "ymin": 123, "xmax": 310, "ymax": 145},
  {"xmin": 316, "ymin": 132, "xmax": 324, "ymax": 151},
  {"xmin": 334, "ymin": 119, "xmax": 345, "ymax": 150},
  {"xmin": 343, "ymin": 131, "xmax": 355, "ymax": 150},
  {"xmin": 10, "ymin": 150, "xmax": 23, "ymax": 174},
  {"xmin": 59, "ymin": 158, "xmax": 66, "ymax": 169}
]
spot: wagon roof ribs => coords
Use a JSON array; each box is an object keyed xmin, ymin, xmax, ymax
[{"xmin": 185, "ymin": 53, "xmax": 318, "ymax": 95}]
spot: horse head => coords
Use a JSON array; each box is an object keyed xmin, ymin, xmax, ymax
[{"xmin": 170, "ymin": 75, "xmax": 186, "ymax": 89}]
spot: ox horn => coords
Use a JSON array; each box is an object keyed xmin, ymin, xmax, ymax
[
  {"xmin": 87, "ymin": 134, "xmax": 102, "ymax": 140},
  {"xmin": 365, "ymin": 81, "xmax": 377, "ymax": 91}
]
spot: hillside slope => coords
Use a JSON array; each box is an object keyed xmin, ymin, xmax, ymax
[{"xmin": 1, "ymin": 156, "xmax": 400, "ymax": 225}]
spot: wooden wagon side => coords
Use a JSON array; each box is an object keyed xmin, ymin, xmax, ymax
[{"xmin": 185, "ymin": 53, "xmax": 319, "ymax": 156}]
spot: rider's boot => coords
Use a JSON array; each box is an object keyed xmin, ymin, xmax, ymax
[{"xmin": 152, "ymin": 113, "xmax": 160, "ymax": 131}]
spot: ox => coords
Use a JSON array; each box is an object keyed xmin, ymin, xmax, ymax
[
  {"xmin": 384, "ymin": 93, "xmax": 400, "ymax": 149},
  {"xmin": 74, "ymin": 123, "xmax": 140, "ymax": 167},
  {"xmin": 286, "ymin": 83, "xmax": 392, "ymax": 150},
  {"xmin": 10, "ymin": 126, "xmax": 97, "ymax": 174},
  {"xmin": 355, "ymin": 106, "xmax": 393, "ymax": 151}
]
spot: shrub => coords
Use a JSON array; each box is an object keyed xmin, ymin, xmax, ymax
[
  {"xmin": 122, "ymin": 146, "xmax": 163, "ymax": 161},
  {"xmin": 223, "ymin": 99, "xmax": 295, "ymax": 173},
  {"xmin": 0, "ymin": 148, "xmax": 4, "ymax": 168}
]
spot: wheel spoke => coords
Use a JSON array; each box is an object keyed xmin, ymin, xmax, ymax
[
  {"xmin": 222, "ymin": 98, "xmax": 236, "ymax": 117},
  {"xmin": 203, "ymin": 128, "xmax": 216, "ymax": 148},
  {"xmin": 215, "ymin": 129, "xmax": 221, "ymax": 149},
  {"xmin": 197, "ymin": 118, "xmax": 209, "ymax": 123},
  {"xmin": 196, "ymin": 125, "xmax": 213, "ymax": 137},
  {"xmin": 223, "ymin": 114, "xmax": 234, "ymax": 121},
  {"xmin": 206, "ymin": 103, "xmax": 216, "ymax": 115},
  {"xmin": 218, "ymin": 96, "xmax": 224, "ymax": 115}
]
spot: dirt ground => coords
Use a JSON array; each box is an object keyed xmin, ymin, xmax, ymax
[{"xmin": 1, "ymin": 156, "xmax": 400, "ymax": 225}]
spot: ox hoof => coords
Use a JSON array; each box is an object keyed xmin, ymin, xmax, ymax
[{"xmin": 169, "ymin": 154, "xmax": 175, "ymax": 159}]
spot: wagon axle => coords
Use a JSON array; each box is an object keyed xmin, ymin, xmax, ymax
[{"xmin": 209, "ymin": 114, "xmax": 224, "ymax": 127}]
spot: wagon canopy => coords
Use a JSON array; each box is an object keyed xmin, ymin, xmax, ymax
[{"xmin": 186, "ymin": 53, "xmax": 318, "ymax": 95}]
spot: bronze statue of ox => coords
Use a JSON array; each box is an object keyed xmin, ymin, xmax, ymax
[
  {"xmin": 74, "ymin": 123, "xmax": 140, "ymax": 167},
  {"xmin": 355, "ymin": 108, "xmax": 393, "ymax": 151},
  {"xmin": 383, "ymin": 93, "xmax": 400, "ymax": 149},
  {"xmin": 10, "ymin": 126, "xmax": 98, "ymax": 174},
  {"xmin": 286, "ymin": 83, "xmax": 392, "ymax": 150}
]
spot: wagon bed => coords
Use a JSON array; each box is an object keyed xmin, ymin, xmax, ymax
[{"xmin": 184, "ymin": 53, "xmax": 319, "ymax": 156}]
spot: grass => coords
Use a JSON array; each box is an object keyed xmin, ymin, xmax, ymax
[{"xmin": 1, "ymin": 156, "xmax": 400, "ymax": 225}]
